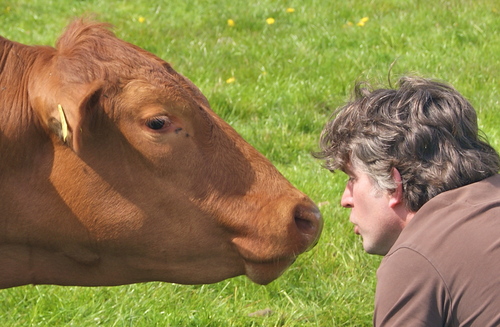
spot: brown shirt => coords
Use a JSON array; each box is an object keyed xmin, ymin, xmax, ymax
[{"xmin": 374, "ymin": 174, "xmax": 500, "ymax": 327}]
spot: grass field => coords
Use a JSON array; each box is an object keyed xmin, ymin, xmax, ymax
[{"xmin": 1, "ymin": 0, "xmax": 499, "ymax": 325}]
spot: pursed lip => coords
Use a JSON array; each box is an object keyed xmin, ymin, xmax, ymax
[{"xmin": 350, "ymin": 217, "xmax": 360, "ymax": 235}]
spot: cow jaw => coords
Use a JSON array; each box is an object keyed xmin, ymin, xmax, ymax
[{"xmin": 244, "ymin": 260, "xmax": 295, "ymax": 285}]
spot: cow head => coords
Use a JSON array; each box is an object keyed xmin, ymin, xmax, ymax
[{"xmin": 21, "ymin": 19, "xmax": 323, "ymax": 286}]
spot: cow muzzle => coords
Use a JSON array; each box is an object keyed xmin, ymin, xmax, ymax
[{"xmin": 235, "ymin": 199, "xmax": 323, "ymax": 285}]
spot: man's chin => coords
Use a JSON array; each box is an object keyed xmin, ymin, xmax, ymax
[{"xmin": 364, "ymin": 243, "xmax": 390, "ymax": 256}]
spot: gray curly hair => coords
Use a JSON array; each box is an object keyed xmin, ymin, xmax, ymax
[{"xmin": 315, "ymin": 76, "xmax": 500, "ymax": 212}]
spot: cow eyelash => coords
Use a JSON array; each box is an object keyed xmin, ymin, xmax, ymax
[{"xmin": 145, "ymin": 116, "xmax": 171, "ymax": 131}]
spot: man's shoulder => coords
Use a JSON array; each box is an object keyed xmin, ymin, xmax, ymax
[
  {"xmin": 378, "ymin": 174, "xmax": 500, "ymax": 326},
  {"xmin": 387, "ymin": 174, "xmax": 500, "ymax": 257},
  {"xmin": 429, "ymin": 174, "xmax": 500, "ymax": 206}
]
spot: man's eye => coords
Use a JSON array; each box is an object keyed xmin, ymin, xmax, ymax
[{"xmin": 146, "ymin": 117, "xmax": 170, "ymax": 130}]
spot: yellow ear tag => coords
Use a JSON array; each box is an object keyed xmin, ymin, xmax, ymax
[{"xmin": 57, "ymin": 104, "xmax": 69, "ymax": 143}]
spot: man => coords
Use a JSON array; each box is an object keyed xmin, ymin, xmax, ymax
[{"xmin": 315, "ymin": 76, "xmax": 500, "ymax": 326}]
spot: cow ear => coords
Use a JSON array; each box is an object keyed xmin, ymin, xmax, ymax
[{"xmin": 49, "ymin": 80, "xmax": 103, "ymax": 154}]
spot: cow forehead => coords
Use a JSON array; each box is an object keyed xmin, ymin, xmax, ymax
[
  {"xmin": 53, "ymin": 21, "xmax": 199, "ymax": 106},
  {"xmin": 118, "ymin": 78, "xmax": 199, "ymax": 115}
]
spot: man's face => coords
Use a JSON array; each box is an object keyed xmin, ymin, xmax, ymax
[{"xmin": 341, "ymin": 164, "xmax": 407, "ymax": 255}]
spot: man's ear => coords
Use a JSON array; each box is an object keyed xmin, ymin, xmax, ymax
[
  {"xmin": 388, "ymin": 168, "xmax": 404, "ymax": 208},
  {"xmin": 47, "ymin": 80, "xmax": 103, "ymax": 154}
]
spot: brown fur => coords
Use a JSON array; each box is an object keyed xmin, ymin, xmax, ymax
[{"xmin": 0, "ymin": 19, "xmax": 322, "ymax": 288}]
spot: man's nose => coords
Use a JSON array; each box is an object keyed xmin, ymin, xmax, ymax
[{"xmin": 340, "ymin": 186, "xmax": 353, "ymax": 208}]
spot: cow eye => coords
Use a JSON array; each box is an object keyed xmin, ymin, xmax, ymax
[{"xmin": 145, "ymin": 116, "xmax": 170, "ymax": 130}]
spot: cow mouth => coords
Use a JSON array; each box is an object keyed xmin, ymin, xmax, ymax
[{"xmin": 243, "ymin": 256, "xmax": 296, "ymax": 285}]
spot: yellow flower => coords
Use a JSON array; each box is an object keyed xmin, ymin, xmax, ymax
[
  {"xmin": 266, "ymin": 17, "xmax": 275, "ymax": 25},
  {"xmin": 138, "ymin": 16, "xmax": 146, "ymax": 23},
  {"xmin": 226, "ymin": 77, "xmax": 236, "ymax": 84},
  {"xmin": 356, "ymin": 16, "xmax": 369, "ymax": 26},
  {"xmin": 227, "ymin": 19, "xmax": 235, "ymax": 27},
  {"xmin": 286, "ymin": 8, "xmax": 295, "ymax": 13},
  {"xmin": 343, "ymin": 21, "xmax": 354, "ymax": 28}
]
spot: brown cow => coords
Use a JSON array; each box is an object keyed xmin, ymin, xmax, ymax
[{"xmin": 0, "ymin": 19, "xmax": 322, "ymax": 288}]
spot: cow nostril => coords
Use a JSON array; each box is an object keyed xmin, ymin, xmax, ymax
[
  {"xmin": 295, "ymin": 216, "xmax": 314, "ymax": 233},
  {"xmin": 293, "ymin": 203, "xmax": 322, "ymax": 237}
]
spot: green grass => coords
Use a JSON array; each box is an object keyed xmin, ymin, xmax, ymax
[{"xmin": 1, "ymin": 0, "xmax": 499, "ymax": 325}]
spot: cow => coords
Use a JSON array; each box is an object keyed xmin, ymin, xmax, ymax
[{"xmin": 0, "ymin": 19, "xmax": 322, "ymax": 289}]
